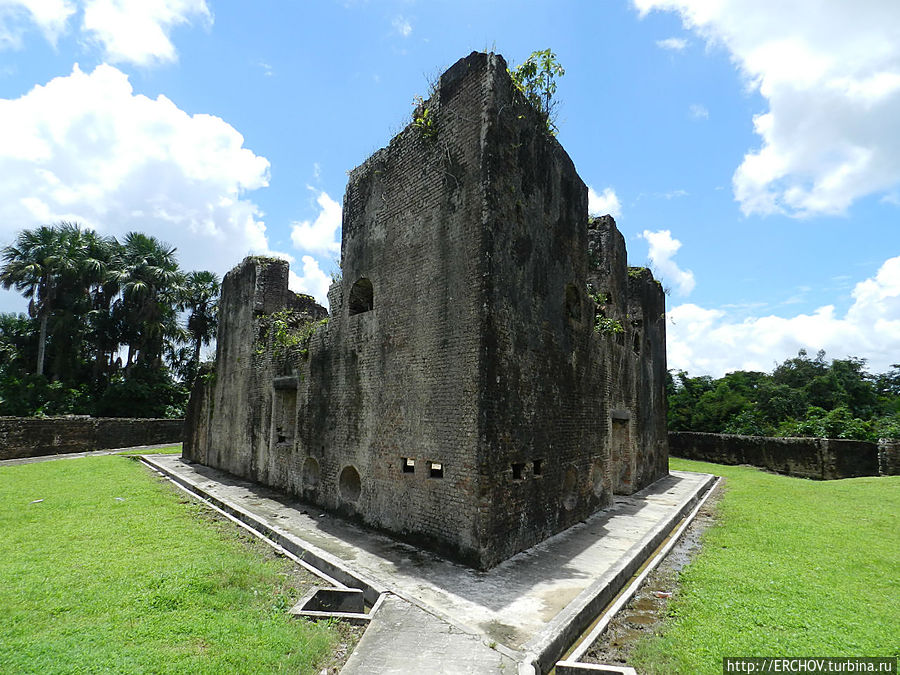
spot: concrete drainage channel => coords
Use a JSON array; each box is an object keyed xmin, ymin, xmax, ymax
[
  {"xmin": 554, "ymin": 476, "xmax": 723, "ymax": 674},
  {"xmin": 136, "ymin": 457, "xmax": 388, "ymax": 626},
  {"xmin": 139, "ymin": 455, "xmax": 718, "ymax": 674}
]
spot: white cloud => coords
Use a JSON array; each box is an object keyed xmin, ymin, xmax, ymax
[
  {"xmin": 290, "ymin": 190, "xmax": 341, "ymax": 256},
  {"xmin": 588, "ymin": 186, "xmax": 621, "ymax": 218},
  {"xmin": 392, "ymin": 15, "xmax": 411, "ymax": 37},
  {"xmin": 0, "ymin": 0, "xmax": 208, "ymax": 64},
  {"xmin": 656, "ymin": 37, "xmax": 687, "ymax": 51},
  {"xmin": 688, "ymin": 103, "xmax": 708, "ymax": 119},
  {"xmin": 667, "ymin": 255, "xmax": 900, "ymax": 377},
  {"xmin": 639, "ymin": 229, "xmax": 695, "ymax": 295},
  {"xmin": 634, "ymin": 0, "xmax": 900, "ymax": 217},
  {"xmin": 289, "ymin": 256, "xmax": 331, "ymax": 308},
  {"xmin": 0, "ymin": 0, "xmax": 75, "ymax": 47},
  {"xmin": 82, "ymin": 0, "xmax": 210, "ymax": 66},
  {"xmin": 0, "ymin": 63, "xmax": 272, "ymax": 282}
]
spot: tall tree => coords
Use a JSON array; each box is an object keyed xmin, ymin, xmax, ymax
[
  {"xmin": 114, "ymin": 232, "xmax": 184, "ymax": 369},
  {"xmin": 0, "ymin": 223, "xmax": 87, "ymax": 376},
  {"xmin": 179, "ymin": 270, "xmax": 220, "ymax": 380}
]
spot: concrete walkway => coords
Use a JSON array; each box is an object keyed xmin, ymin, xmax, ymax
[
  {"xmin": 143, "ymin": 454, "xmax": 714, "ymax": 674},
  {"xmin": 341, "ymin": 594, "xmax": 518, "ymax": 674}
]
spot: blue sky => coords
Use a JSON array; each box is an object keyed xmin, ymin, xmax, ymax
[{"xmin": 1, "ymin": 0, "xmax": 898, "ymax": 377}]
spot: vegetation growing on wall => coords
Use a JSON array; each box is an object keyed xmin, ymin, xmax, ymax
[
  {"xmin": 668, "ymin": 349, "xmax": 900, "ymax": 440},
  {"xmin": 509, "ymin": 49, "xmax": 565, "ymax": 135},
  {"xmin": 257, "ymin": 310, "xmax": 328, "ymax": 360},
  {"xmin": 0, "ymin": 222, "xmax": 220, "ymax": 417}
]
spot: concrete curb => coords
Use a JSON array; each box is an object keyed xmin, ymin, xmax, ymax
[
  {"xmin": 556, "ymin": 476, "xmax": 722, "ymax": 673},
  {"xmin": 522, "ymin": 471, "xmax": 717, "ymax": 673},
  {"xmin": 141, "ymin": 454, "xmax": 387, "ymax": 605}
]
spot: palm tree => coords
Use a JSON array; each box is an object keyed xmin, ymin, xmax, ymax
[
  {"xmin": 179, "ymin": 270, "xmax": 220, "ymax": 380},
  {"xmin": 0, "ymin": 223, "xmax": 87, "ymax": 376},
  {"xmin": 114, "ymin": 232, "xmax": 184, "ymax": 369}
]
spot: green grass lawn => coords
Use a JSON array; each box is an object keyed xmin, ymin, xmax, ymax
[
  {"xmin": 115, "ymin": 444, "xmax": 183, "ymax": 456},
  {"xmin": 633, "ymin": 458, "xmax": 900, "ymax": 674},
  {"xmin": 0, "ymin": 455, "xmax": 340, "ymax": 674}
]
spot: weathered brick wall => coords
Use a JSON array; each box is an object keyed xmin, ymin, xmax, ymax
[
  {"xmin": 585, "ymin": 218, "xmax": 669, "ymax": 497},
  {"xmin": 878, "ymin": 440, "xmax": 899, "ymax": 476},
  {"xmin": 0, "ymin": 417, "xmax": 183, "ymax": 460},
  {"xmin": 669, "ymin": 431, "xmax": 883, "ymax": 479},
  {"xmin": 627, "ymin": 269, "xmax": 669, "ymax": 490},
  {"xmin": 477, "ymin": 53, "xmax": 610, "ymax": 562},
  {"xmin": 183, "ymin": 52, "xmax": 671, "ymax": 570}
]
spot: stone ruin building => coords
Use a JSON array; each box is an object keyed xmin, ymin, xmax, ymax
[{"xmin": 183, "ymin": 52, "xmax": 668, "ymax": 570}]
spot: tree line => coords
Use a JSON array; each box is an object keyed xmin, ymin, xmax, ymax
[
  {"xmin": 0, "ymin": 222, "xmax": 219, "ymax": 417},
  {"xmin": 668, "ymin": 349, "xmax": 900, "ymax": 441}
]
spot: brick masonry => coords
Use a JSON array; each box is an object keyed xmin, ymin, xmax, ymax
[
  {"xmin": 669, "ymin": 431, "xmax": 898, "ymax": 479},
  {"xmin": 0, "ymin": 417, "xmax": 183, "ymax": 460},
  {"xmin": 184, "ymin": 52, "xmax": 669, "ymax": 569}
]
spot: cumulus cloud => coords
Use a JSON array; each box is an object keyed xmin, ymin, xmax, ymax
[
  {"xmin": 0, "ymin": 63, "xmax": 272, "ymax": 282},
  {"xmin": 667, "ymin": 255, "xmax": 900, "ymax": 377},
  {"xmin": 289, "ymin": 256, "xmax": 332, "ymax": 308},
  {"xmin": 0, "ymin": 0, "xmax": 75, "ymax": 47},
  {"xmin": 634, "ymin": 0, "xmax": 900, "ymax": 217},
  {"xmin": 0, "ymin": 0, "xmax": 208, "ymax": 64},
  {"xmin": 588, "ymin": 186, "xmax": 621, "ymax": 218},
  {"xmin": 656, "ymin": 37, "xmax": 687, "ymax": 51},
  {"xmin": 290, "ymin": 190, "xmax": 341, "ymax": 256},
  {"xmin": 639, "ymin": 229, "xmax": 695, "ymax": 295},
  {"xmin": 82, "ymin": 0, "xmax": 210, "ymax": 66}
]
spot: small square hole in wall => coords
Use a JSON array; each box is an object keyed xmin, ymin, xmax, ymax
[
  {"xmin": 429, "ymin": 461, "xmax": 444, "ymax": 478},
  {"xmin": 402, "ymin": 457, "xmax": 415, "ymax": 474},
  {"xmin": 512, "ymin": 462, "xmax": 525, "ymax": 480},
  {"xmin": 533, "ymin": 459, "xmax": 543, "ymax": 476}
]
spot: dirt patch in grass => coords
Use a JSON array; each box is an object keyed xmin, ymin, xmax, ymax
[{"xmin": 582, "ymin": 480, "xmax": 724, "ymax": 668}]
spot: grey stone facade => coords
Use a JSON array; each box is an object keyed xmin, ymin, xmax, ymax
[{"xmin": 184, "ymin": 52, "xmax": 669, "ymax": 569}]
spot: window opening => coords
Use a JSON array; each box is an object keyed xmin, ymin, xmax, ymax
[
  {"xmin": 429, "ymin": 461, "xmax": 444, "ymax": 478},
  {"xmin": 533, "ymin": 459, "xmax": 543, "ymax": 476},
  {"xmin": 512, "ymin": 462, "xmax": 525, "ymax": 480},
  {"xmin": 348, "ymin": 277, "xmax": 374, "ymax": 316},
  {"xmin": 402, "ymin": 457, "xmax": 415, "ymax": 474}
]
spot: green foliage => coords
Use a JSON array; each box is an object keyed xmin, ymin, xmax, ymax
[
  {"xmin": 412, "ymin": 95, "xmax": 438, "ymax": 141},
  {"xmin": 257, "ymin": 311, "xmax": 329, "ymax": 360},
  {"xmin": 594, "ymin": 316, "xmax": 623, "ymax": 335},
  {"xmin": 0, "ymin": 456, "xmax": 339, "ymax": 673},
  {"xmin": 0, "ymin": 223, "xmax": 220, "ymax": 417},
  {"xmin": 777, "ymin": 405, "xmax": 876, "ymax": 441},
  {"xmin": 632, "ymin": 459, "xmax": 899, "ymax": 673},
  {"xmin": 509, "ymin": 49, "xmax": 565, "ymax": 135},
  {"xmin": 627, "ymin": 266, "xmax": 647, "ymax": 279},
  {"xmin": 669, "ymin": 349, "xmax": 900, "ymax": 441},
  {"xmin": 95, "ymin": 364, "xmax": 188, "ymax": 418}
]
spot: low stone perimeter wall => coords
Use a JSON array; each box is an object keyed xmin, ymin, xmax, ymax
[
  {"xmin": 669, "ymin": 431, "xmax": 898, "ymax": 480},
  {"xmin": 0, "ymin": 417, "xmax": 184, "ymax": 461}
]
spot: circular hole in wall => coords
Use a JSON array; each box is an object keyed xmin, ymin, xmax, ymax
[
  {"xmin": 302, "ymin": 457, "xmax": 320, "ymax": 488},
  {"xmin": 562, "ymin": 467, "xmax": 578, "ymax": 511},
  {"xmin": 339, "ymin": 465, "xmax": 362, "ymax": 502}
]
